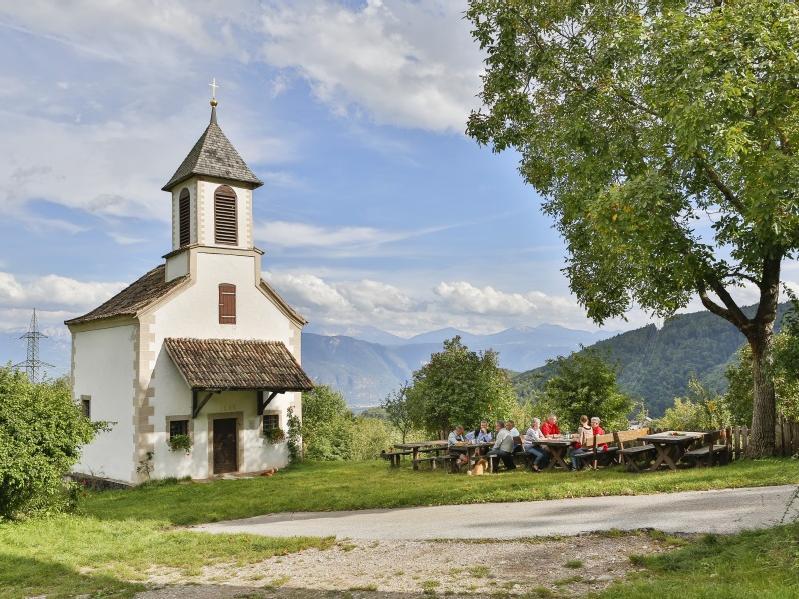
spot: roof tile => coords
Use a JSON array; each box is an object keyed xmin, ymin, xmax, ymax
[{"xmin": 164, "ymin": 337, "xmax": 313, "ymax": 391}]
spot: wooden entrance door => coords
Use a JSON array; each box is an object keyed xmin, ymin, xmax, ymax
[{"xmin": 212, "ymin": 418, "xmax": 238, "ymax": 474}]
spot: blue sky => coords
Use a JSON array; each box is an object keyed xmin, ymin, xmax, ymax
[{"xmin": 1, "ymin": 0, "xmax": 795, "ymax": 372}]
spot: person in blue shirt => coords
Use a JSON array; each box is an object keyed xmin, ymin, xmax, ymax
[{"xmin": 474, "ymin": 420, "xmax": 493, "ymax": 443}]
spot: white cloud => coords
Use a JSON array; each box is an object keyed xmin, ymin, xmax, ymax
[
  {"xmin": 258, "ymin": 0, "xmax": 482, "ymax": 132},
  {"xmin": 255, "ymin": 220, "xmax": 452, "ymax": 250},
  {"xmin": 265, "ymin": 269, "xmax": 630, "ymax": 336},
  {"xmin": 0, "ymin": 271, "xmax": 124, "ymax": 310}
]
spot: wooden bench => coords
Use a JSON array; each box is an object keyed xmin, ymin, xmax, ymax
[
  {"xmin": 412, "ymin": 455, "xmax": 456, "ymax": 470},
  {"xmin": 381, "ymin": 450, "xmax": 413, "ymax": 467},
  {"xmin": 615, "ymin": 428, "xmax": 656, "ymax": 473},
  {"xmin": 573, "ymin": 433, "xmax": 618, "ymax": 470},
  {"xmin": 682, "ymin": 430, "xmax": 730, "ymax": 467}
]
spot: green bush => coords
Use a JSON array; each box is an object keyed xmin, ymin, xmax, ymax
[
  {"xmin": 657, "ymin": 378, "xmax": 732, "ymax": 431},
  {"xmin": 0, "ymin": 368, "xmax": 100, "ymax": 519},
  {"xmin": 348, "ymin": 417, "xmax": 392, "ymax": 461},
  {"xmin": 301, "ymin": 385, "xmax": 354, "ymax": 461}
]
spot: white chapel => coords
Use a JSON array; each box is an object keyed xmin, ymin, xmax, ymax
[{"xmin": 66, "ymin": 93, "xmax": 313, "ymax": 484}]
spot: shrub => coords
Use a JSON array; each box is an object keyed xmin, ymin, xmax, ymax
[
  {"xmin": 0, "ymin": 368, "xmax": 100, "ymax": 519},
  {"xmin": 301, "ymin": 385, "xmax": 354, "ymax": 461},
  {"xmin": 348, "ymin": 417, "xmax": 392, "ymax": 461},
  {"xmin": 658, "ymin": 378, "xmax": 732, "ymax": 431}
]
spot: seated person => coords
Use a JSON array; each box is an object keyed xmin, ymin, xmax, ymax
[
  {"xmin": 487, "ymin": 420, "xmax": 515, "ymax": 471},
  {"xmin": 591, "ymin": 417, "xmax": 609, "ymax": 451},
  {"xmin": 541, "ymin": 414, "xmax": 561, "ymax": 437},
  {"xmin": 522, "ymin": 417, "xmax": 547, "ymax": 472},
  {"xmin": 506, "ymin": 420, "xmax": 523, "ymax": 453},
  {"xmin": 474, "ymin": 420, "xmax": 493, "ymax": 444},
  {"xmin": 448, "ymin": 425, "xmax": 469, "ymax": 467},
  {"xmin": 569, "ymin": 415, "xmax": 593, "ymax": 470}
]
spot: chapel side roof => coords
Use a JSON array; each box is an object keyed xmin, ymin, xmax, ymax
[
  {"xmin": 65, "ymin": 265, "xmax": 188, "ymax": 326},
  {"xmin": 163, "ymin": 337, "xmax": 314, "ymax": 391},
  {"xmin": 259, "ymin": 277, "xmax": 308, "ymax": 326},
  {"xmin": 162, "ymin": 106, "xmax": 263, "ymax": 191}
]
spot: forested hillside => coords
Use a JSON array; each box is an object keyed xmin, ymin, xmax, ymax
[{"xmin": 513, "ymin": 303, "xmax": 793, "ymax": 416}]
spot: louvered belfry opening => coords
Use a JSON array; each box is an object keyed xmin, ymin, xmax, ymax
[
  {"xmin": 218, "ymin": 283, "xmax": 236, "ymax": 324},
  {"xmin": 178, "ymin": 188, "xmax": 191, "ymax": 247},
  {"xmin": 214, "ymin": 185, "xmax": 238, "ymax": 245}
]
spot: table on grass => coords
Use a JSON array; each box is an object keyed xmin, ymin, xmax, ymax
[
  {"xmin": 639, "ymin": 431, "xmax": 704, "ymax": 471},
  {"xmin": 448, "ymin": 442, "xmax": 494, "ymax": 473},
  {"xmin": 533, "ymin": 438, "xmax": 573, "ymax": 470},
  {"xmin": 394, "ymin": 441, "xmax": 449, "ymax": 469}
]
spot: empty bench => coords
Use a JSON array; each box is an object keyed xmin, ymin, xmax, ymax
[
  {"xmin": 682, "ymin": 431, "xmax": 730, "ymax": 467},
  {"xmin": 615, "ymin": 428, "xmax": 656, "ymax": 473}
]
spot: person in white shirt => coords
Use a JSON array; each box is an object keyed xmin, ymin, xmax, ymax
[
  {"xmin": 487, "ymin": 420, "xmax": 515, "ymax": 470},
  {"xmin": 448, "ymin": 425, "xmax": 468, "ymax": 467},
  {"xmin": 506, "ymin": 420, "xmax": 523, "ymax": 454},
  {"xmin": 522, "ymin": 418, "xmax": 547, "ymax": 472}
]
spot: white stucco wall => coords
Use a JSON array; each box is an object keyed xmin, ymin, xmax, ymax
[
  {"xmin": 72, "ymin": 324, "xmax": 136, "ymax": 482},
  {"xmin": 146, "ymin": 250, "xmax": 300, "ymax": 479}
]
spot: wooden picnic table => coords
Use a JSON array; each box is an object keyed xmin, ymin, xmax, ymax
[
  {"xmin": 533, "ymin": 438, "xmax": 572, "ymax": 469},
  {"xmin": 448, "ymin": 442, "xmax": 494, "ymax": 473},
  {"xmin": 394, "ymin": 441, "xmax": 448, "ymax": 469},
  {"xmin": 639, "ymin": 431, "xmax": 704, "ymax": 471}
]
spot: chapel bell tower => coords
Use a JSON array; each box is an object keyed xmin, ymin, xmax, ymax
[{"xmin": 161, "ymin": 80, "xmax": 264, "ymax": 281}]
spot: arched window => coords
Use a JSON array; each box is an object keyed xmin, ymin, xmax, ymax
[
  {"xmin": 214, "ymin": 185, "xmax": 238, "ymax": 245},
  {"xmin": 178, "ymin": 188, "xmax": 191, "ymax": 247},
  {"xmin": 218, "ymin": 283, "xmax": 236, "ymax": 324}
]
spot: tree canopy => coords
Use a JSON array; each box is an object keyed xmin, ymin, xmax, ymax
[
  {"xmin": 467, "ymin": 0, "xmax": 799, "ymax": 455},
  {"xmin": 542, "ymin": 349, "xmax": 633, "ymax": 431},
  {"xmin": 406, "ymin": 337, "xmax": 517, "ymax": 436}
]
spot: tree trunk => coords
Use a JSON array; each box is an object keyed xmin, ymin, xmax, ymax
[{"xmin": 747, "ymin": 328, "xmax": 777, "ymax": 457}]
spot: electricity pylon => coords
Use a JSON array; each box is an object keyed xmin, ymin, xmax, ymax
[{"xmin": 14, "ymin": 308, "xmax": 53, "ymax": 382}]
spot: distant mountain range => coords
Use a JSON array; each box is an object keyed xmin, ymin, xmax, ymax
[
  {"xmin": 301, "ymin": 324, "xmax": 615, "ymax": 407},
  {"xmin": 512, "ymin": 302, "xmax": 794, "ymax": 417}
]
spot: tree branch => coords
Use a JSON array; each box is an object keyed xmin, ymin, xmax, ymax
[{"xmin": 696, "ymin": 155, "xmax": 745, "ymax": 213}]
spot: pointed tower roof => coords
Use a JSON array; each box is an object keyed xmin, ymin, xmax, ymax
[{"xmin": 162, "ymin": 101, "xmax": 263, "ymax": 191}]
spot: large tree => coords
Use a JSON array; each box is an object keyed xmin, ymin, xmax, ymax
[
  {"xmin": 407, "ymin": 337, "xmax": 517, "ymax": 437},
  {"xmin": 543, "ymin": 350, "xmax": 633, "ymax": 431},
  {"xmin": 467, "ymin": 0, "xmax": 799, "ymax": 456}
]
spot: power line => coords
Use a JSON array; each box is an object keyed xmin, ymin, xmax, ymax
[{"xmin": 13, "ymin": 308, "xmax": 53, "ymax": 383}]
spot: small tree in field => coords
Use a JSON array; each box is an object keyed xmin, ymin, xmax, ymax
[
  {"xmin": 381, "ymin": 383, "xmax": 414, "ymax": 444},
  {"xmin": 406, "ymin": 337, "xmax": 517, "ymax": 437},
  {"xmin": 467, "ymin": 0, "xmax": 799, "ymax": 456},
  {"xmin": 301, "ymin": 384, "xmax": 354, "ymax": 461},
  {"xmin": 0, "ymin": 368, "xmax": 100, "ymax": 519},
  {"xmin": 543, "ymin": 350, "xmax": 633, "ymax": 432}
]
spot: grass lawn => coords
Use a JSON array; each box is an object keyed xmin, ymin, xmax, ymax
[
  {"xmin": 0, "ymin": 516, "xmax": 332, "ymax": 599},
  {"xmin": 602, "ymin": 522, "xmax": 799, "ymax": 598},
  {"xmin": 82, "ymin": 457, "xmax": 799, "ymax": 525}
]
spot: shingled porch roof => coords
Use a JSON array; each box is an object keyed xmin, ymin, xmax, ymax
[{"xmin": 163, "ymin": 337, "xmax": 313, "ymax": 392}]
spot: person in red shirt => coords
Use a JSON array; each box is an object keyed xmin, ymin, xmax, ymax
[
  {"xmin": 591, "ymin": 417, "xmax": 609, "ymax": 451},
  {"xmin": 541, "ymin": 414, "xmax": 561, "ymax": 437}
]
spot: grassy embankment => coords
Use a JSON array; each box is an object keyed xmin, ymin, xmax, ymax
[
  {"xmin": 599, "ymin": 521, "xmax": 799, "ymax": 598},
  {"xmin": 84, "ymin": 457, "xmax": 799, "ymax": 524}
]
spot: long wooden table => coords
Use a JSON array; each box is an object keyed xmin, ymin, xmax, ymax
[
  {"xmin": 394, "ymin": 441, "xmax": 449, "ymax": 469},
  {"xmin": 533, "ymin": 438, "xmax": 572, "ymax": 469},
  {"xmin": 639, "ymin": 431, "xmax": 704, "ymax": 471},
  {"xmin": 448, "ymin": 442, "xmax": 494, "ymax": 472}
]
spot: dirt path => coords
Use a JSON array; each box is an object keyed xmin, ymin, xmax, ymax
[{"xmin": 136, "ymin": 531, "xmax": 682, "ymax": 598}]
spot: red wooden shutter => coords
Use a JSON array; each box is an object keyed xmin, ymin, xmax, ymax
[
  {"xmin": 214, "ymin": 186, "xmax": 238, "ymax": 245},
  {"xmin": 218, "ymin": 283, "xmax": 236, "ymax": 324},
  {"xmin": 179, "ymin": 188, "xmax": 191, "ymax": 247}
]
